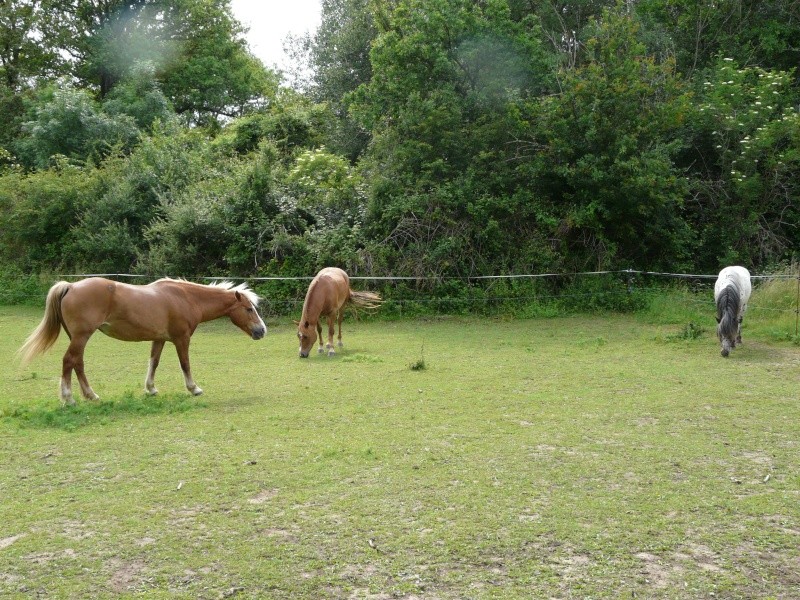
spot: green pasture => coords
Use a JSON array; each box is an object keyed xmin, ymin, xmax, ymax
[{"xmin": 1, "ymin": 294, "xmax": 799, "ymax": 598}]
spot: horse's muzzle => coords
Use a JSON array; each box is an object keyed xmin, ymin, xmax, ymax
[
  {"xmin": 299, "ymin": 351, "xmax": 309, "ymax": 358},
  {"xmin": 251, "ymin": 326, "xmax": 266, "ymax": 340}
]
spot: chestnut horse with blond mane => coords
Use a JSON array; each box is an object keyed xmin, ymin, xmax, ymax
[
  {"xmin": 18, "ymin": 277, "xmax": 266, "ymax": 405},
  {"xmin": 297, "ymin": 267, "xmax": 382, "ymax": 358}
]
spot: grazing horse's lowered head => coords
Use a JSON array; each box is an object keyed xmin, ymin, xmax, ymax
[{"xmin": 713, "ymin": 266, "xmax": 752, "ymax": 357}]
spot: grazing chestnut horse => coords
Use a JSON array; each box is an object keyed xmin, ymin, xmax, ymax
[
  {"xmin": 714, "ymin": 266, "xmax": 752, "ymax": 357},
  {"xmin": 18, "ymin": 277, "xmax": 266, "ymax": 405},
  {"xmin": 297, "ymin": 267, "xmax": 381, "ymax": 358}
]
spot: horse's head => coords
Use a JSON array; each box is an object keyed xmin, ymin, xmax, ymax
[
  {"xmin": 296, "ymin": 319, "xmax": 317, "ymax": 358},
  {"xmin": 229, "ymin": 289, "xmax": 266, "ymax": 340}
]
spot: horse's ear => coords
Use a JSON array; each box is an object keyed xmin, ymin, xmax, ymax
[
  {"xmin": 235, "ymin": 291, "xmax": 241, "ymax": 301},
  {"xmin": 715, "ymin": 316, "xmax": 720, "ymax": 323},
  {"xmin": 292, "ymin": 320, "xmax": 300, "ymax": 326}
]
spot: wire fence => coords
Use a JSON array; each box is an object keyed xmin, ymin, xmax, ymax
[{"xmin": 2, "ymin": 269, "xmax": 799, "ymax": 331}]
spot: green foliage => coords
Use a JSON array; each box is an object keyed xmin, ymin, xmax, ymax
[
  {"xmin": 70, "ymin": 123, "xmax": 209, "ymax": 272},
  {"xmin": 102, "ymin": 62, "xmax": 176, "ymax": 130},
  {"xmin": 664, "ymin": 322, "xmax": 707, "ymax": 342},
  {"xmin": 637, "ymin": 0, "xmax": 800, "ymax": 76},
  {"xmin": 160, "ymin": 0, "xmax": 279, "ymax": 126},
  {"xmin": 14, "ymin": 86, "xmax": 140, "ymax": 169},
  {"xmin": 520, "ymin": 9, "xmax": 693, "ymax": 270},
  {"xmin": 0, "ymin": 161, "xmax": 101, "ymax": 271},
  {"xmin": 0, "ymin": 266, "xmax": 52, "ymax": 305},
  {"xmin": 683, "ymin": 59, "xmax": 800, "ymax": 267},
  {"xmin": 0, "ymin": 0, "xmax": 800, "ymax": 291}
]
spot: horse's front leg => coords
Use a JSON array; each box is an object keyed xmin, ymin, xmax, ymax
[
  {"xmin": 316, "ymin": 321, "xmax": 324, "ymax": 354},
  {"xmin": 326, "ymin": 316, "xmax": 336, "ymax": 356},
  {"xmin": 145, "ymin": 340, "xmax": 166, "ymax": 395},
  {"xmin": 62, "ymin": 333, "xmax": 98, "ymax": 405},
  {"xmin": 173, "ymin": 337, "xmax": 202, "ymax": 396}
]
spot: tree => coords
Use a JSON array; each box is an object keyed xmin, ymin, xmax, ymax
[
  {"xmin": 45, "ymin": 0, "xmax": 277, "ymax": 123},
  {"xmin": 14, "ymin": 86, "xmax": 140, "ymax": 170},
  {"xmin": 681, "ymin": 59, "xmax": 800, "ymax": 267},
  {"xmin": 0, "ymin": 1, "xmax": 65, "ymax": 147},
  {"xmin": 350, "ymin": 0, "xmax": 555, "ymax": 276},
  {"xmin": 159, "ymin": 0, "xmax": 279, "ymax": 125},
  {"xmin": 637, "ymin": 0, "xmax": 800, "ymax": 76},
  {"xmin": 102, "ymin": 61, "xmax": 175, "ymax": 130},
  {"xmin": 300, "ymin": 0, "xmax": 379, "ymax": 159},
  {"xmin": 518, "ymin": 8, "xmax": 693, "ymax": 270}
]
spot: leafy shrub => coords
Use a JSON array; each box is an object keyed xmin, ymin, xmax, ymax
[{"xmin": 15, "ymin": 86, "xmax": 140, "ymax": 169}]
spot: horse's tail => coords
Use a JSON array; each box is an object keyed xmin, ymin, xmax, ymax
[
  {"xmin": 715, "ymin": 286, "xmax": 740, "ymax": 342},
  {"xmin": 18, "ymin": 281, "xmax": 71, "ymax": 366},
  {"xmin": 349, "ymin": 289, "xmax": 383, "ymax": 310}
]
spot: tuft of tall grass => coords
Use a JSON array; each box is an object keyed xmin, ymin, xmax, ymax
[{"xmin": 749, "ymin": 265, "xmax": 800, "ymax": 343}]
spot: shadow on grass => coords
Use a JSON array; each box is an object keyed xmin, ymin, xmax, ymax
[{"xmin": 0, "ymin": 392, "xmax": 207, "ymax": 431}]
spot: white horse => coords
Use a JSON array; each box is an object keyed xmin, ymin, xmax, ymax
[{"xmin": 713, "ymin": 266, "xmax": 752, "ymax": 357}]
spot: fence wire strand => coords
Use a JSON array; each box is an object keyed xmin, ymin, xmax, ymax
[{"xmin": 1, "ymin": 270, "xmax": 798, "ymax": 319}]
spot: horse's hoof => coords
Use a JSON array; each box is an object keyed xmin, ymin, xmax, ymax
[
  {"xmin": 338, "ymin": 341, "xmax": 343, "ymax": 348},
  {"xmin": 318, "ymin": 347, "xmax": 325, "ymax": 354},
  {"xmin": 328, "ymin": 350, "xmax": 335, "ymax": 357},
  {"xmin": 146, "ymin": 388, "xmax": 158, "ymax": 396}
]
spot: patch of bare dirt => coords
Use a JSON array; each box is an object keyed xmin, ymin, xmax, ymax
[
  {"xmin": 248, "ymin": 488, "xmax": 278, "ymax": 504},
  {"xmin": 635, "ymin": 552, "xmax": 683, "ymax": 589},
  {"xmin": 108, "ymin": 558, "xmax": 147, "ymax": 593},
  {"xmin": 0, "ymin": 534, "xmax": 25, "ymax": 549}
]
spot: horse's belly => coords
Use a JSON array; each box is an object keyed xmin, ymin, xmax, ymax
[{"xmin": 98, "ymin": 321, "xmax": 167, "ymax": 342}]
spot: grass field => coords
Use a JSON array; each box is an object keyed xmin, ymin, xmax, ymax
[{"xmin": 1, "ymin": 297, "xmax": 799, "ymax": 599}]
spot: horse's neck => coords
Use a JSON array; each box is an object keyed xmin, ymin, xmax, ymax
[
  {"xmin": 193, "ymin": 286, "xmax": 234, "ymax": 322},
  {"xmin": 301, "ymin": 285, "xmax": 324, "ymax": 324}
]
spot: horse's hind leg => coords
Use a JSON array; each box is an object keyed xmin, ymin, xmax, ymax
[
  {"xmin": 174, "ymin": 337, "xmax": 202, "ymax": 396},
  {"xmin": 736, "ymin": 316, "xmax": 743, "ymax": 344},
  {"xmin": 145, "ymin": 341, "xmax": 165, "ymax": 395},
  {"xmin": 62, "ymin": 333, "xmax": 98, "ymax": 404},
  {"xmin": 336, "ymin": 310, "xmax": 344, "ymax": 349}
]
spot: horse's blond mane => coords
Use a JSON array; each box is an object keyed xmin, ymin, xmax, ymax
[{"xmin": 157, "ymin": 277, "xmax": 261, "ymax": 307}]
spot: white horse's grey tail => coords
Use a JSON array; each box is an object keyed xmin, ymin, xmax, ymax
[
  {"xmin": 17, "ymin": 281, "xmax": 71, "ymax": 366},
  {"xmin": 716, "ymin": 286, "xmax": 741, "ymax": 345}
]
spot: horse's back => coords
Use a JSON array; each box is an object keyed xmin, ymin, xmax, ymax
[
  {"xmin": 307, "ymin": 267, "xmax": 351, "ymax": 314},
  {"xmin": 715, "ymin": 266, "xmax": 751, "ymax": 304},
  {"xmin": 60, "ymin": 278, "xmax": 175, "ymax": 340},
  {"xmin": 60, "ymin": 278, "xmax": 117, "ymax": 323}
]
